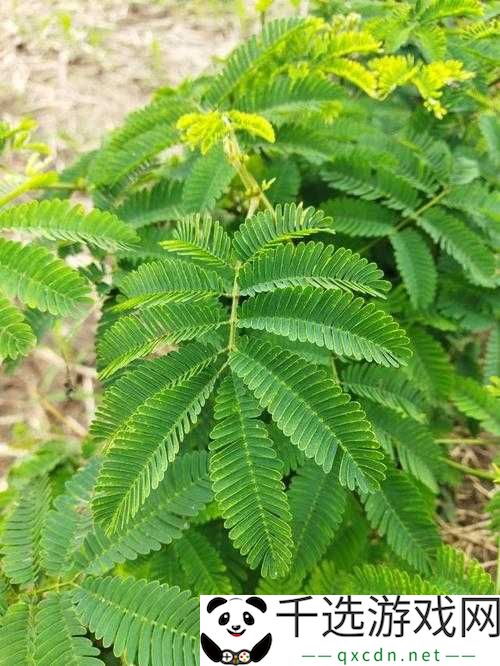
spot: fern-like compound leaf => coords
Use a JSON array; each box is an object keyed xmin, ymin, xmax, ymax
[
  {"xmin": 116, "ymin": 257, "xmax": 225, "ymax": 311},
  {"xmin": 0, "ymin": 600, "xmax": 37, "ymax": 666},
  {"xmin": 34, "ymin": 592, "xmax": 103, "ymax": 666},
  {"xmin": 342, "ymin": 363, "xmax": 427, "ymax": 422},
  {"xmin": 0, "ymin": 238, "xmax": 91, "ymax": 317},
  {"xmin": 115, "ymin": 180, "xmax": 184, "ymax": 228},
  {"xmin": 239, "ymin": 241, "xmax": 390, "ymax": 298},
  {"xmin": 230, "ymin": 337, "xmax": 385, "ymax": 492},
  {"xmin": 182, "ymin": 144, "xmax": 235, "ymax": 213},
  {"xmin": 204, "ymin": 18, "xmax": 305, "ymax": 105},
  {"xmin": 322, "ymin": 196, "xmax": 397, "ymax": 237},
  {"xmin": 0, "ymin": 199, "xmax": 138, "ymax": 250},
  {"xmin": 362, "ymin": 402, "xmax": 442, "ymax": 492},
  {"xmin": 79, "ymin": 452, "xmax": 211, "ymax": 575},
  {"xmin": 239, "ymin": 286, "xmax": 411, "ymax": 367},
  {"xmin": 97, "ymin": 300, "xmax": 226, "ymax": 378},
  {"xmin": 160, "ymin": 213, "xmax": 232, "ymax": 268},
  {"xmin": 406, "ymin": 327, "xmax": 454, "ymax": 401},
  {"xmin": 93, "ymin": 367, "xmax": 219, "ymax": 532},
  {"xmin": 238, "ymin": 76, "xmax": 341, "ymax": 122},
  {"xmin": 173, "ymin": 528, "xmax": 233, "ymax": 595},
  {"xmin": 210, "ymin": 375, "xmax": 293, "ymax": 578},
  {"xmin": 452, "ymin": 376, "xmax": 500, "ymax": 435},
  {"xmin": 41, "ymin": 459, "xmax": 100, "ymax": 577},
  {"xmin": 91, "ymin": 342, "xmax": 220, "ymax": 446},
  {"xmin": 418, "ymin": 207, "xmax": 496, "ymax": 287},
  {"xmin": 362, "ymin": 467, "xmax": 440, "ymax": 573},
  {"xmin": 391, "ymin": 228, "xmax": 437, "ymax": 310},
  {"xmin": 73, "ymin": 576, "xmax": 199, "ymax": 666},
  {"xmin": 484, "ymin": 322, "xmax": 500, "ymax": 382},
  {"xmin": 1, "ymin": 476, "xmax": 51, "ymax": 585},
  {"xmin": 88, "ymin": 96, "xmax": 194, "ymax": 187},
  {"xmin": 0, "ymin": 294, "xmax": 36, "ymax": 360},
  {"xmin": 287, "ymin": 462, "xmax": 347, "ymax": 579},
  {"xmin": 233, "ymin": 203, "xmax": 334, "ymax": 261}
]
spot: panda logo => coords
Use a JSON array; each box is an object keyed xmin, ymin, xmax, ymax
[{"xmin": 201, "ymin": 596, "xmax": 272, "ymax": 664}]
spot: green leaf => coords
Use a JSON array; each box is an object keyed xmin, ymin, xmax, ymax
[
  {"xmin": 91, "ymin": 342, "xmax": 219, "ymax": 446},
  {"xmin": 210, "ymin": 375, "xmax": 293, "ymax": 578},
  {"xmin": 362, "ymin": 402, "xmax": 442, "ymax": 492},
  {"xmin": 484, "ymin": 322, "xmax": 500, "ymax": 382},
  {"xmin": 0, "ymin": 294, "xmax": 35, "ymax": 360},
  {"xmin": 230, "ymin": 338, "xmax": 385, "ymax": 492},
  {"xmin": 287, "ymin": 462, "xmax": 347, "ymax": 579},
  {"xmin": 79, "ymin": 452, "xmax": 212, "ymax": 576},
  {"xmin": 0, "ymin": 600, "xmax": 37, "ymax": 666},
  {"xmin": 239, "ymin": 286, "xmax": 411, "ymax": 367},
  {"xmin": 88, "ymin": 96, "xmax": 194, "ymax": 187},
  {"xmin": 73, "ymin": 576, "xmax": 199, "ymax": 666},
  {"xmin": 418, "ymin": 208, "xmax": 496, "ymax": 287},
  {"xmin": 115, "ymin": 257, "xmax": 225, "ymax": 311},
  {"xmin": 93, "ymin": 366, "xmax": 219, "ymax": 532},
  {"xmin": 322, "ymin": 196, "xmax": 397, "ymax": 238},
  {"xmin": 342, "ymin": 362, "xmax": 427, "ymax": 422},
  {"xmin": 173, "ymin": 528, "xmax": 233, "ymax": 594},
  {"xmin": 452, "ymin": 376, "xmax": 500, "ymax": 435},
  {"xmin": 391, "ymin": 228, "xmax": 437, "ymax": 310},
  {"xmin": 233, "ymin": 203, "xmax": 334, "ymax": 262},
  {"xmin": 0, "ymin": 199, "xmax": 138, "ymax": 251},
  {"xmin": 239, "ymin": 241, "xmax": 390, "ymax": 298},
  {"xmin": 115, "ymin": 180, "xmax": 184, "ymax": 229},
  {"xmin": 362, "ymin": 467, "xmax": 440, "ymax": 573},
  {"xmin": 182, "ymin": 144, "xmax": 235, "ymax": 213},
  {"xmin": 1, "ymin": 476, "xmax": 51, "ymax": 585},
  {"xmin": 34, "ymin": 592, "xmax": 103, "ymax": 666},
  {"xmin": 0, "ymin": 238, "xmax": 91, "ymax": 317},
  {"xmin": 97, "ymin": 301, "xmax": 226, "ymax": 378},
  {"xmin": 41, "ymin": 459, "xmax": 100, "ymax": 578},
  {"xmin": 406, "ymin": 327, "xmax": 453, "ymax": 401},
  {"xmin": 161, "ymin": 213, "xmax": 232, "ymax": 268}
]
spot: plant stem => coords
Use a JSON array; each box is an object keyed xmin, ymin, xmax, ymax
[
  {"xmin": 357, "ymin": 187, "xmax": 451, "ymax": 255},
  {"xmin": 228, "ymin": 262, "xmax": 241, "ymax": 352},
  {"xmin": 442, "ymin": 458, "xmax": 497, "ymax": 482},
  {"xmin": 437, "ymin": 437, "xmax": 496, "ymax": 446},
  {"xmin": 223, "ymin": 130, "xmax": 274, "ymax": 216},
  {"xmin": 0, "ymin": 172, "xmax": 58, "ymax": 207}
]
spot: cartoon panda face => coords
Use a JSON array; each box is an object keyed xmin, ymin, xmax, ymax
[{"xmin": 203, "ymin": 596, "xmax": 269, "ymax": 656}]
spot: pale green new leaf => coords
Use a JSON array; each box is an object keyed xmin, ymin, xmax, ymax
[
  {"xmin": 210, "ymin": 375, "xmax": 293, "ymax": 578},
  {"xmin": 239, "ymin": 286, "xmax": 411, "ymax": 367},
  {"xmin": 230, "ymin": 337, "xmax": 385, "ymax": 492},
  {"xmin": 73, "ymin": 576, "xmax": 199, "ymax": 666},
  {"xmin": 239, "ymin": 241, "xmax": 390, "ymax": 298}
]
